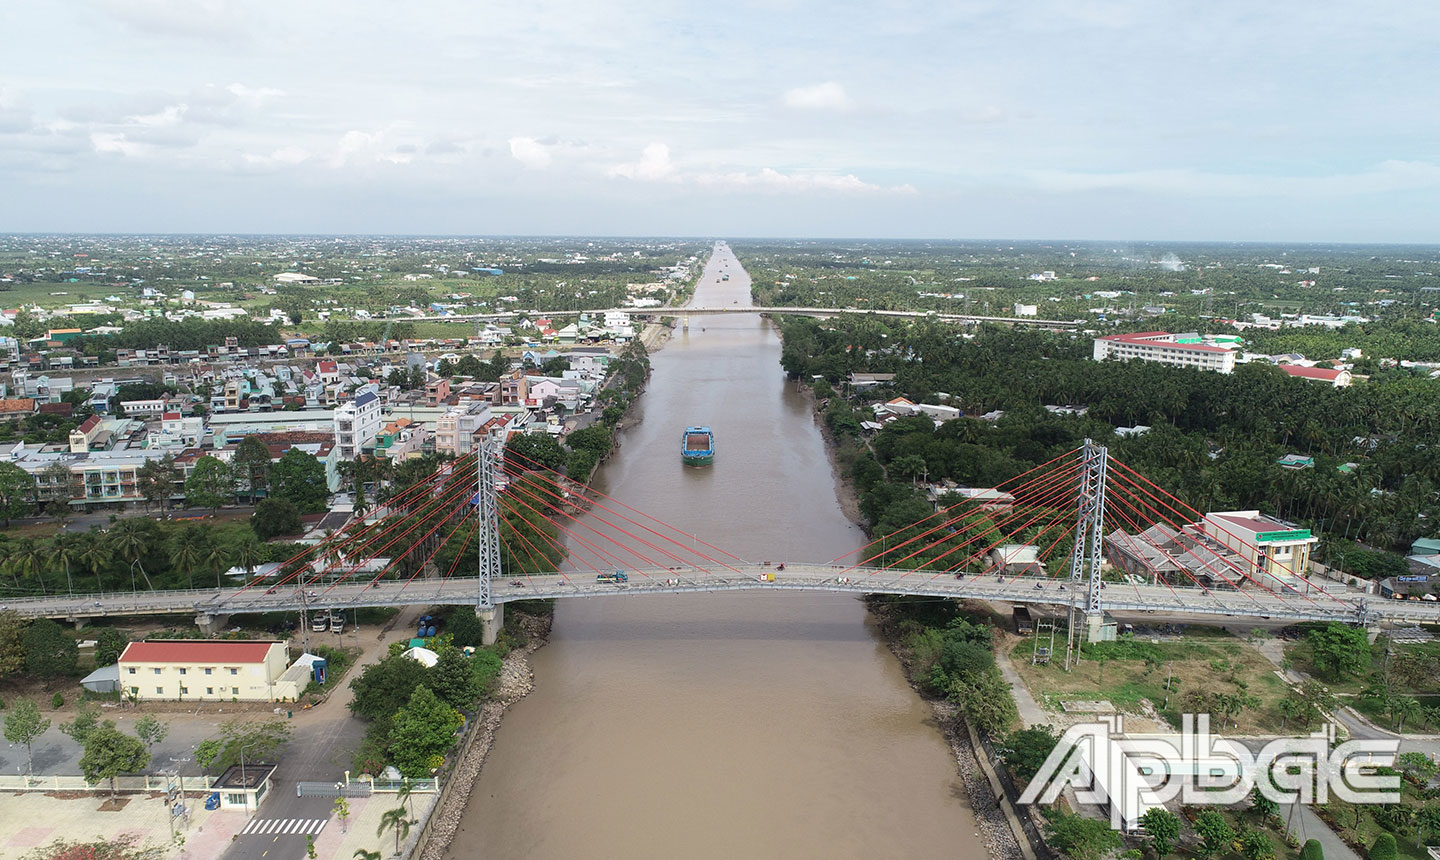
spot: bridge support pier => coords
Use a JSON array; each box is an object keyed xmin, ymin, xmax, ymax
[
  {"xmin": 477, "ymin": 605, "xmax": 503, "ymax": 647},
  {"xmin": 71, "ymin": 617, "xmax": 88, "ymax": 631},
  {"xmin": 195, "ymin": 613, "xmax": 231, "ymax": 637}
]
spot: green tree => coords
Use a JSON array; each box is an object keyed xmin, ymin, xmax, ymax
[
  {"xmin": 3, "ymin": 698, "xmax": 50, "ymax": 774},
  {"xmin": 269, "ymin": 448, "xmax": 329, "ymax": 513},
  {"xmin": 565, "ymin": 424, "xmax": 612, "ymax": 456},
  {"xmin": 1307, "ymin": 623, "xmax": 1372, "ymax": 680},
  {"xmin": 378, "ymin": 807, "xmax": 412, "ymax": 857},
  {"xmin": 93, "ymin": 627, "xmax": 129, "ymax": 667},
  {"xmin": 193, "ymin": 718, "xmax": 292, "ymax": 774},
  {"xmin": 60, "ymin": 701, "xmax": 102, "ymax": 746},
  {"xmin": 1239, "ymin": 827, "xmax": 1275, "ymax": 860},
  {"xmin": 233, "ymin": 436, "xmax": 273, "ymax": 501},
  {"xmin": 1045, "ymin": 812, "xmax": 1122, "ymax": 860},
  {"xmin": 334, "ymin": 796, "xmax": 351, "ymax": 834},
  {"xmin": 505, "ymin": 433, "xmax": 566, "ymax": 472},
  {"xmin": 388, "ymin": 686, "xmax": 462, "ymax": 778},
  {"xmin": 348, "ymin": 655, "xmax": 431, "ymax": 726},
  {"xmin": 998, "ymin": 725, "xmax": 1062, "ymax": 781},
  {"xmin": 79, "ymin": 722, "xmax": 151, "ymax": 795},
  {"xmin": 1140, "ymin": 808, "xmax": 1182, "ymax": 858},
  {"xmin": 1249, "ymin": 785, "xmax": 1279, "ymax": 823},
  {"xmin": 0, "ymin": 610, "xmax": 27, "ymax": 677},
  {"xmin": 429, "ymin": 647, "xmax": 480, "ymax": 712},
  {"xmin": 947, "ymin": 666, "xmax": 1018, "ymax": 736},
  {"xmin": 1369, "ymin": 833, "xmax": 1397, "ymax": 860},
  {"xmin": 252, "ymin": 497, "xmax": 303, "ymax": 540},
  {"xmin": 137, "ymin": 454, "xmax": 181, "ymax": 511},
  {"xmin": 23, "ymin": 618, "xmax": 78, "ymax": 677},
  {"xmin": 0, "ymin": 461, "xmax": 36, "ymax": 525},
  {"xmin": 1194, "ymin": 810, "xmax": 1236, "ymax": 858},
  {"xmin": 133, "ymin": 714, "xmax": 168, "ymax": 760},
  {"xmin": 184, "ymin": 455, "xmax": 234, "ymax": 511}
]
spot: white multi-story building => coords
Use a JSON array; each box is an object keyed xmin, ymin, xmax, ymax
[
  {"xmin": 1092, "ymin": 332, "xmax": 1237, "ymax": 374},
  {"xmin": 334, "ymin": 388, "xmax": 382, "ymax": 460},
  {"xmin": 147, "ymin": 411, "xmax": 204, "ymax": 450},
  {"xmin": 434, "ymin": 399, "xmax": 492, "ymax": 456}
]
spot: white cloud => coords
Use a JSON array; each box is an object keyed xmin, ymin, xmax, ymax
[
  {"xmin": 607, "ymin": 143, "xmax": 913, "ymax": 194},
  {"xmin": 782, "ymin": 82, "xmax": 852, "ymax": 111},
  {"xmin": 90, "ymin": 132, "xmax": 148, "ymax": 157},
  {"xmin": 243, "ymin": 145, "xmax": 310, "ymax": 168},
  {"xmin": 1025, "ymin": 161, "xmax": 1440, "ymax": 198},
  {"xmin": 225, "ymin": 83, "xmax": 283, "ymax": 106},
  {"xmin": 128, "ymin": 104, "xmax": 187, "ymax": 127},
  {"xmin": 608, "ymin": 142, "xmax": 677, "ymax": 181},
  {"xmin": 508, "ymin": 136, "xmax": 552, "ymax": 169}
]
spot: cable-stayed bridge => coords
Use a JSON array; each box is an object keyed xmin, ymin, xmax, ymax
[{"xmin": 2, "ymin": 441, "xmax": 1425, "ymax": 647}]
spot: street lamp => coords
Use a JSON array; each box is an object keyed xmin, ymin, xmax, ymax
[{"xmin": 237, "ymin": 742, "xmax": 260, "ymax": 821}]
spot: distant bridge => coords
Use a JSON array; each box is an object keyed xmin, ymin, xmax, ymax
[{"xmin": 388, "ymin": 307, "xmax": 1079, "ymax": 329}]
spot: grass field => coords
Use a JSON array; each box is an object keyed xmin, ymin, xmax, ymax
[{"xmin": 1009, "ymin": 629, "xmax": 1293, "ymax": 733}]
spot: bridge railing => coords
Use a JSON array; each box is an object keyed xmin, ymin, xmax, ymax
[{"xmin": 0, "ymin": 773, "xmax": 218, "ymax": 793}]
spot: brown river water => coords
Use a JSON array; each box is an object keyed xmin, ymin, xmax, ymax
[{"xmin": 444, "ymin": 243, "xmax": 983, "ymax": 859}]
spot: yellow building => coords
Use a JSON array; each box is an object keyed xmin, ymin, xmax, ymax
[{"xmin": 118, "ymin": 640, "xmax": 299, "ymax": 702}]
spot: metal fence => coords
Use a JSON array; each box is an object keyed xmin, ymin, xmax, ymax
[{"xmin": 0, "ymin": 774, "xmax": 218, "ymax": 793}]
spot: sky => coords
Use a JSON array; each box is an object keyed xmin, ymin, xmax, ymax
[{"xmin": 2, "ymin": 0, "xmax": 1438, "ymax": 241}]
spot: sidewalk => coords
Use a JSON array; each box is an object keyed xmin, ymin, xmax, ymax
[
  {"xmin": 0, "ymin": 790, "xmax": 244, "ymax": 860},
  {"xmin": 994, "ymin": 643, "xmax": 1051, "ymax": 728}
]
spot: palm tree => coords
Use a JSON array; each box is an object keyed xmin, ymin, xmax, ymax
[
  {"xmin": 0, "ymin": 543, "xmax": 18, "ymax": 593},
  {"xmin": 1393, "ymin": 696, "xmax": 1423, "ymax": 733},
  {"xmin": 202, "ymin": 540, "xmax": 229, "ymax": 590},
  {"xmin": 169, "ymin": 535, "xmax": 202, "ymax": 590},
  {"xmin": 8, "ymin": 538, "xmax": 47, "ymax": 594},
  {"xmin": 353, "ymin": 850, "xmax": 382, "ymax": 860},
  {"xmin": 395, "ymin": 778, "xmax": 415, "ymax": 818},
  {"xmin": 49, "ymin": 533, "xmax": 80, "ymax": 594},
  {"xmin": 234, "ymin": 536, "xmax": 261, "ymax": 583},
  {"xmin": 79, "ymin": 533, "xmax": 112, "ymax": 593},
  {"xmin": 377, "ymin": 807, "xmax": 411, "ymax": 857},
  {"xmin": 110, "ymin": 520, "xmax": 155, "ymax": 590}
]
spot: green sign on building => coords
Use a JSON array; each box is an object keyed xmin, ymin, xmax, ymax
[{"xmin": 1256, "ymin": 529, "xmax": 1311, "ymax": 543}]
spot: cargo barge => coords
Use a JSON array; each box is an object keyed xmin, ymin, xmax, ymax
[{"xmin": 682, "ymin": 426, "xmax": 714, "ymax": 466}]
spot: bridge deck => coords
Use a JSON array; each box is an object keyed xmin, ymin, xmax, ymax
[{"xmin": 0, "ymin": 563, "xmax": 1420, "ymax": 625}]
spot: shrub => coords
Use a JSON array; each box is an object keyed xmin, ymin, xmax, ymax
[
  {"xmin": 1369, "ymin": 833, "xmax": 1397, "ymax": 860},
  {"xmin": 1299, "ymin": 838, "xmax": 1324, "ymax": 860},
  {"xmin": 51, "ymin": 693, "xmax": 64, "ymax": 709}
]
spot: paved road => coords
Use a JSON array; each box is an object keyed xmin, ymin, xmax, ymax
[
  {"xmin": 221, "ymin": 606, "xmax": 423, "ymax": 860},
  {"xmin": 4, "ymin": 563, "xmax": 1424, "ymax": 625}
]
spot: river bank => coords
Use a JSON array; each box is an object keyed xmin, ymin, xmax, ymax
[{"xmin": 416, "ymin": 609, "xmax": 553, "ymax": 860}]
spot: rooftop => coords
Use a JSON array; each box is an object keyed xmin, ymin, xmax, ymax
[{"xmin": 119, "ymin": 640, "xmax": 279, "ymax": 664}]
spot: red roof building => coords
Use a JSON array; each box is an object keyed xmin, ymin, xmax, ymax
[
  {"xmin": 1279, "ymin": 365, "xmax": 1352, "ymax": 387},
  {"xmin": 118, "ymin": 640, "xmax": 296, "ymax": 702}
]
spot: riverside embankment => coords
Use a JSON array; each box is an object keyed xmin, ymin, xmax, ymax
[{"xmin": 441, "ymin": 243, "xmax": 989, "ymax": 860}]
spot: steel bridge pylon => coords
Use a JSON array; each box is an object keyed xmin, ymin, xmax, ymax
[
  {"xmin": 1064, "ymin": 438, "xmax": 1108, "ymax": 671},
  {"xmin": 476, "ymin": 435, "xmax": 504, "ymax": 645}
]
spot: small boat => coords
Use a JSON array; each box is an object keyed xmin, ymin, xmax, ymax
[{"xmin": 681, "ymin": 426, "xmax": 714, "ymax": 466}]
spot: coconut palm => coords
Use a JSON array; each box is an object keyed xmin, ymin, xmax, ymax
[
  {"xmin": 234, "ymin": 536, "xmax": 261, "ymax": 581},
  {"xmin": 377, "ymin": 807, "xmax": 411, "ymax": 857},
  {"xmin": 8, "ymin": 538, "xmax": 48, "ymax": 594},
  {"xmin": 49, "ymin": 533, "xmax": 80, "ymax": 594},
  {"xmin": 202, "ymin": 540, "xmax": 230, "ymax": 590},
  {"xmin": 109, "ymin": 519, "xmax": 155, "ymax": 590},
  {"xmin": 353, "ymin": 850, "xmax": 381, "ymax": 860},
  {"xmin": 169, "ymin": 534, "xmax": 203, "ymax": 590},
  {"xmin": 78, "ymin": 532, "xmax": 112, "ymax": 593}
]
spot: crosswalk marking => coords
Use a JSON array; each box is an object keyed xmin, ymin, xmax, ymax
[{"xmin": 240, "ymin": 817, "xmax": 327, "ymax": 836}]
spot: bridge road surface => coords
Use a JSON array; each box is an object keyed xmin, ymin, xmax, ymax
[
  {"xmin": 6, "ymin": 563, "xmax": 1435, "ymax": 625},
  {"xmin": 386, "ymin": 305, "xmax": 1080, "ymax": 327}
]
